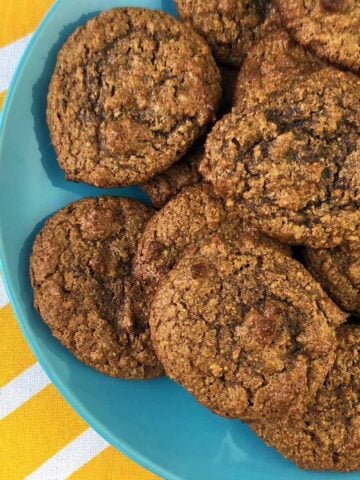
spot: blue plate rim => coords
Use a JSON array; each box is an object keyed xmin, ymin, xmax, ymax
[{"xmin": 0, "ymin": 1, "xmax": 180, "ymax": 479}]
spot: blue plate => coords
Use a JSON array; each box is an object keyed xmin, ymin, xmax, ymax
[{"xmin": 0, "ymin": 1, "xmax": 359, "ymax": 479}]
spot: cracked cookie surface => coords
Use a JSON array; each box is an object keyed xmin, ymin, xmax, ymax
[
  {"xmin": 200, "ymin": 69, "xmax": 360, "ymax": 248},
  {"xmin": 249, "ymin": 324, "xmax": 360, "ymax": 471},
  {"xmin": 47, "ymin": 8, "xmax": 221, "ymax": 187},
  {"xmin": 174, "ymin": 0, "xmax": 270, "ymax": 66},
  {"xmin": 233, "ymin": 26, "xmax": 324, "ymax": 107},
  {"xmin": 275, "ymin": 0, "xmax": 360, "ymax": 72},
  {"xmin": 30, "ymin": 197, "xmax": 163, "ymax": 379},
  {"xmin": 150, "ymin": 229, "xmax": 345, "ymax": 421},
  {"xmin": 304, "ymin": 243, "xmax": 360, "ymax": 315}
]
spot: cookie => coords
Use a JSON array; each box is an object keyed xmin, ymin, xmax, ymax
[
  {"xmin": 275, "ymin": 0, "xmax": 360, "ymax": 72},
  {"xmin": 304, "ymin": 243, "xmax": 360, "ymax": 315},
  {"xmin": 47, "ymin": 8, "xmax": 221, "ymax": 187},
  {"xmin": 200, "ymin": 69, "xmax": 360, "ymax": 248},
  {"xmin": 149, "ymin": 228, "xmax": 346, "ymax": 421},
  {"xmin": 233, "ymin": 26, "xmax": 324, "ymax": 107},
  {"xmin": 174, "ymin": 0, "xmax": 270, "ymax": 66},
  {"xmin": 30, "ymin": 197, "xmax": 163, "ymax": 379},
  {"xmin": 139, "ymin": 144, "xmax": 203, "ymax": 209},
  {"xmin": 132, "ymin": 184, "xmax": 227, "ymax": 321},
  {"xmin": 249, "ymin": 324, "xmax": 360, "ymax": 471}
]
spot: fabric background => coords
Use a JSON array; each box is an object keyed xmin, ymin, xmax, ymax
[{"xmin": 0, "ymin": 1, "xmax": 160, "ymax": 479}]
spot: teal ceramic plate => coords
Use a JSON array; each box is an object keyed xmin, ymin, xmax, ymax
[{"xmin": 0, "ymin": 1, "xmax": 359, "ymax": 479}]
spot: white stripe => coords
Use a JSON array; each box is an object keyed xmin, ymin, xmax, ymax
[
  {"xmin": 0, "ymin": 33, "xmax": 32, "ymax": 92},
  {"xmin": 25, "ymin": 428, "xmax": 108, "ymax": 480},
  {"xmin": 0, "ymin": 276, "xmax": 8, "ymax": 309},
  {"xmin": 0, "ymin": 362, "xmax": 50, "ymax": 420}
]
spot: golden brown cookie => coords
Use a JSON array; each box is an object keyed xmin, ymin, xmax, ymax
[
  {"xmin": 304, "ymin": 243, "xmax": 360, "ymax": 315},
  {"xmin": 200, "ymin": 69, "xmax": 360, "ymax": 248},
  {"xmin": 174, "ymin": 0, "xmax": 270, "ymax": 66},
  {"xmin": 233, "ymin": 26, "xmax": 324, "ymax": 107},
  {"xmin": 249, "ymin": 324, "xmax": 360, "ymax": 472},
  {"xmin": 47, "ymin": 8, "xmax": 221, "ymax": 187},
  {"xmin": 150, "ymin": 228, "xmax": 345, "ymax": 421},
  {"xmin": 275, "ymin": 0, "xmax": 360, "ymax": 72},
  {"xmin": 30, "ymin": 197, "xmax": 163, "ymax": 379}
]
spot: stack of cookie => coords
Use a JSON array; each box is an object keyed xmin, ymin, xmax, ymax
[{"xmin": 30, "ymin": 2, "xmax": 360, "ymax": 473}]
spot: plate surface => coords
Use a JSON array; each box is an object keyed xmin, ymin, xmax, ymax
[{"xmin": 0, "ymin": 1, "xmax": 358, "ymax": 479}]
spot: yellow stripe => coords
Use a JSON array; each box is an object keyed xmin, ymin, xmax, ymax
[
  {"xmin": 68, "ymin": 446, "xmax": 160, "ymax": 480},
  {"xmin": 0, "ymin": 90, "xmax": 6, "ymax": 109},
  {"xmin": 0, "ymin": 385, "xmax": 87, "ymax": 480},
  {"xmin": 0, "ymin": 304, "xmax": 36, "ymax": 387},
  {"xmin": 0, "ymin": 0, "xmax": 54, "ymax": 48}
]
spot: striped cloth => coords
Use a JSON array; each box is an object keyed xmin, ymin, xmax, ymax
[{"xmin": 0, "ymin": 2, "xmax": 160, "ymax": 479}]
